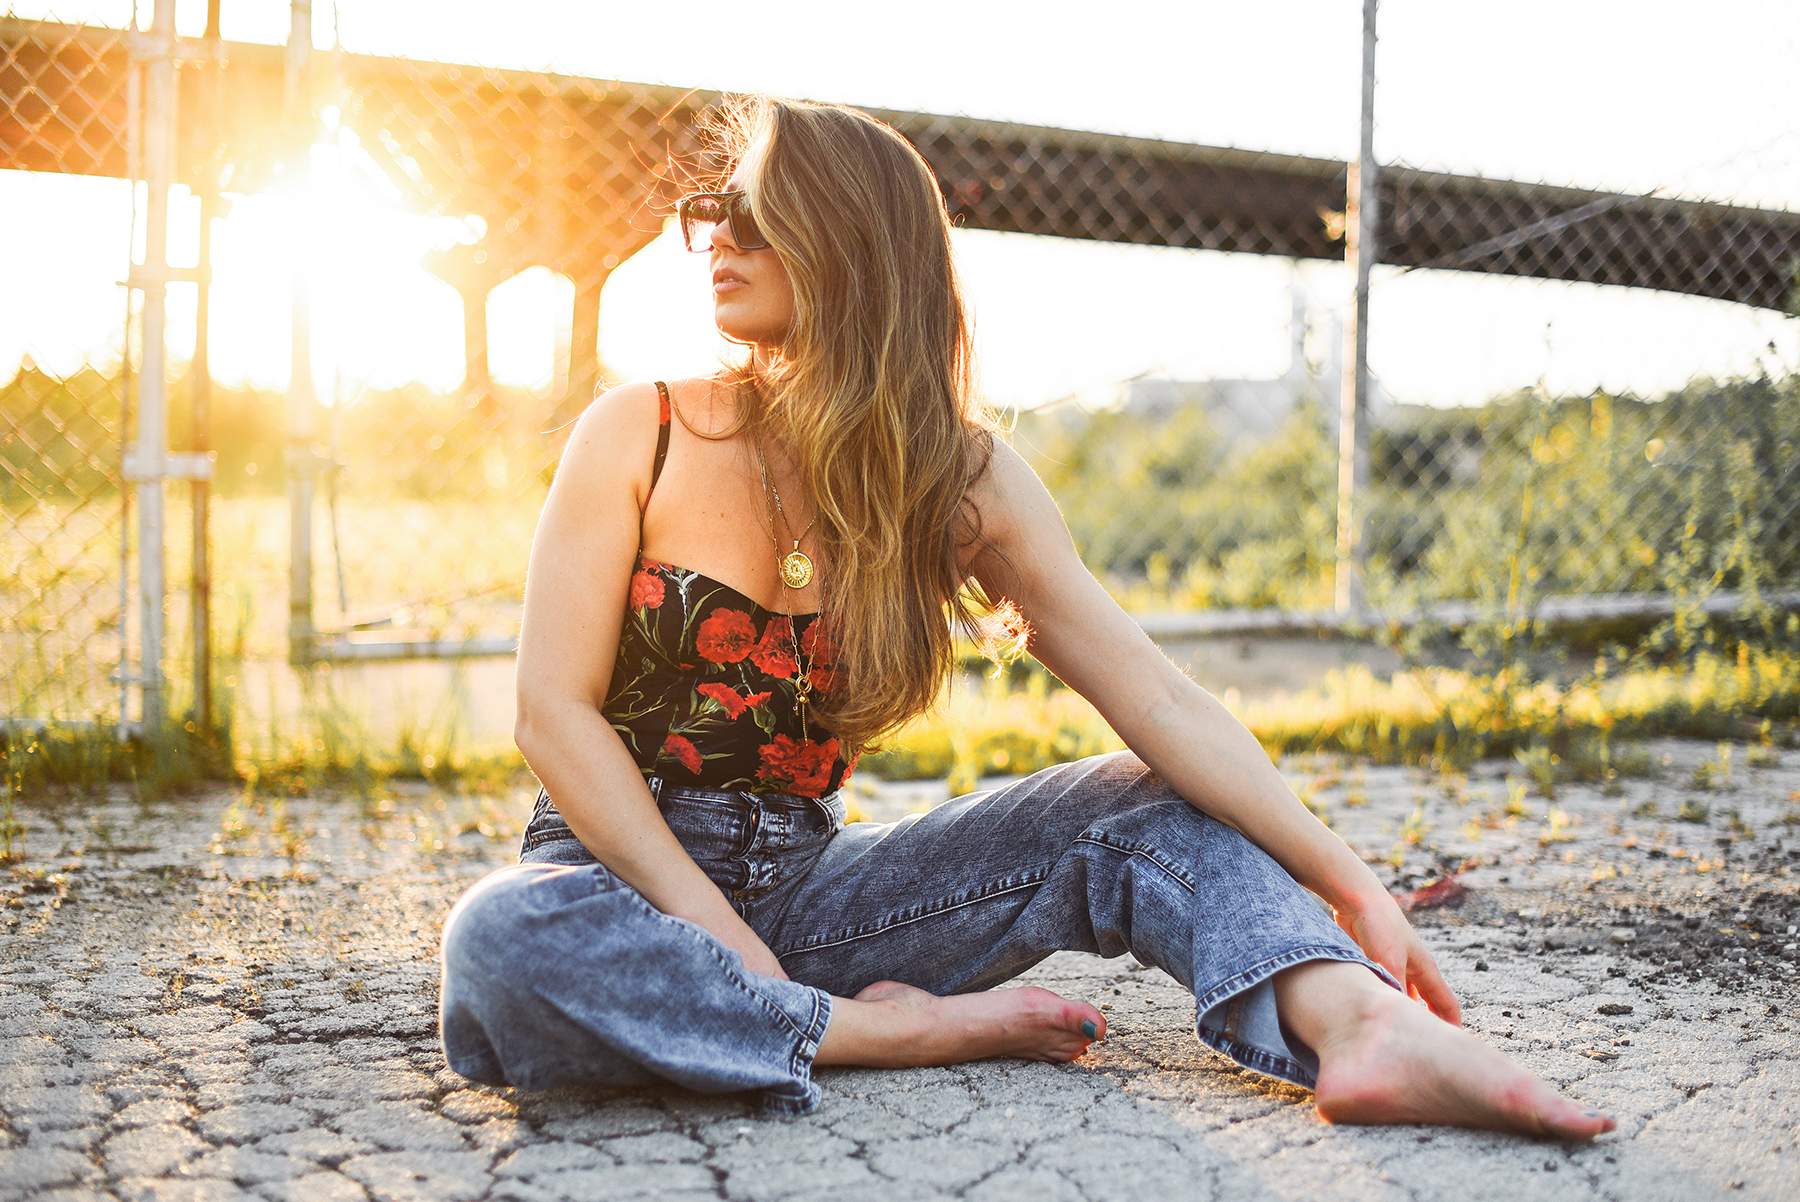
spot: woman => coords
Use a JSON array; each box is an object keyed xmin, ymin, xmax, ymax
[{"xmin": 440, "ymin": 96, "xmax": 1612, "ymax": 1139}]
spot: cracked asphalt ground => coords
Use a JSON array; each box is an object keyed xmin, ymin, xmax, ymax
[{"xmin": 4, "ymin": 737, "xmax": 1799, "ymax": 1201}]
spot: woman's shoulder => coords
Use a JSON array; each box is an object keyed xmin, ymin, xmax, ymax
[
  {"xmin": 964, "ymin": 435, "xmax": 1038, "ymax": 514},
  {"xmin": 585, "ymin": 375, "xmax": 742, "ymax": 437},
  {"xmin": 957, "ymin": 435, "xmax": 1060, "ymax": 567},
  {"xmin": 571, "ymin": 377, "xmax": 721, "ymax": 443},
  {"xmin": 554, "ymin": 378, "xmax": 701, "ymax": 499}
]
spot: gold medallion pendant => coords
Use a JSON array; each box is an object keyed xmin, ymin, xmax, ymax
[{"xmin": 780, "ymin": 547, "xmax": 813, "ymax": 590}]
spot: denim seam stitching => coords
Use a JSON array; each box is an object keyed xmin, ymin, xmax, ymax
[
  {"xmin": 778, "ymin": 872, "xmax": 1050, "ymax": 955},
  {"xmin": 787, "ymin": 990, "xmax": 831, "ymax": 1083},
  {"xmin": 1070, "ymin": 834, "xmax": 1198, "ymax": 893},
  {"xmin": 1192, "ymin": 946, "xmax": 1400, "ymax": 1089},
  {"xmin": 1198, "ymin": 1028, "xmax": 1318, "ymax": 1089},
  {"xmin": 1193, "ymin": 944, "xmax": 1394, "ymax": 1017},
  {"xmin": 758, "ymin": 981, "xmax": 831, "ymax": 1116}
]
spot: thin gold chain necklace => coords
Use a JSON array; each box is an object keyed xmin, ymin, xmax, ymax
[
  {"xmin": 755, "ymin": 441, "xmax": 817, "ymax": 738},
  {"xmin": 756, "ymin": 444, "xmax": 817, "ymax": 589}
]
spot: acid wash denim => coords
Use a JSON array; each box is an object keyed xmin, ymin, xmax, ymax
[{"xmin": 439, "ymin": 751, "xmax": 1398, "ymax": 1116}]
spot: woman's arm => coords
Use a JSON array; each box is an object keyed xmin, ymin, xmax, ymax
[
  {"xmin": 964, "ymin": 442, "xmax": 1459, "ymax": 1021},
  {"xmin": 513, "ymin": 382, "xmax": 788, "ymax": 979}
]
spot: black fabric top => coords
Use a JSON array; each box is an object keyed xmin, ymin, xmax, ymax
[{"xmin": 600, "ymin": 384, "xmax": 854, "ymax": 798}]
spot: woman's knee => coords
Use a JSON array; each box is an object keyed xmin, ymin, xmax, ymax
[{"xmin": 440, "ymin": 864, "xmax": 565, "ymax": 994}]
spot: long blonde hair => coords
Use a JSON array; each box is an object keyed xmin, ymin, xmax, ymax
[{"xmin": 702, "ymin": 96, "xmax": 1019, "ymax": 753}]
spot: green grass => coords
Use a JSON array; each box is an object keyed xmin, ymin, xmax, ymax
[{"xmin": 861, "ymin": 640, "xmax": 1800, "ymax": 792}]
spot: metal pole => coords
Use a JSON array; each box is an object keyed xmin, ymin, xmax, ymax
[
  {"xmin": 1335, "ymin": 0, "xmax": 1379, "ymax": 615},
  {"xmin": 118, "ymin": 37, "xmax": 142, "ymax": 741},
  {"xmin": 191, "ymin": 0, "xmax": 223, "ymax": 740},
  {"xmin": 286, "ymin": 0, "xmax": 316, "ymax": 665},
  {"xmin": 135, "ymin": 0, "xmax": 179, "ymax": 730}
]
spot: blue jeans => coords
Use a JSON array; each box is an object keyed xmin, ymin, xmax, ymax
[{"xmin": 439, "ymin": 751, "xmax": 1394, "ymax": 1115}]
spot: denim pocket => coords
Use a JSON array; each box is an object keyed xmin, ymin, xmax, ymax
[{"xmin": 520, "ymin": 787, "xmax": 578, "ymax": 855}]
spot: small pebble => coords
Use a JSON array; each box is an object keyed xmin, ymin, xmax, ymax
[{"xmin": 1610, "ymin": 928, "xmax": 1637, "ymax": 945}]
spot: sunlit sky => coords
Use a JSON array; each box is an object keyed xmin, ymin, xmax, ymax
[{"xmin": 4, "ymin": 0, "xmax": 1798, "ymax": 408}]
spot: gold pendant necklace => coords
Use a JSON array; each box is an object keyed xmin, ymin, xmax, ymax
[
  {"xmin": 757, "ymin": 441, "xmax": 818, "ymax": 739},
  {"xmin": 779, "ymin": 543, "xmax": 814, "ymax": 589},
  {"xmin": 756, "ymin": 442, "xmax": 817, "ymax": 592}
]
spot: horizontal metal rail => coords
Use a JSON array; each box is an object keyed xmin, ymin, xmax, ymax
[
  {"xmin": 287, "ymin": 589, "xmax": 1800, "ymax": 663},
  {"xmin": 1135, "ymin": 589, "xmax": 1800, "ymax": 641},
  {"xmin": 302, "ymin": 635, "xmax": 520, "ymax": 662}
]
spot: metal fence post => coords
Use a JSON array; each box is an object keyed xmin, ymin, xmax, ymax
[
  {"xmin": 117, "ymin": 37, "xmax": 142, "ymax": 741},
  {"xmin": 130, "ymin": 0, "xmax": 179, "ymax": 731},
  {"xmin": 191, "ymin": 0, "xmax": 223, "ymax": 737},
  {"xmin": 1335, "ymin": 0, "xmax": 1379, "ymax": 615},
  {"xmin": 285, "ymin": 0, "xmax": 316, "ymax": 665}
]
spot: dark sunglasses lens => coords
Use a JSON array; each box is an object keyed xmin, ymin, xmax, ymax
[
  {"xmin": 728, "ymin": 197, "xmax": 766, "ymax": 250},
  {"xmin": 678, "ymin": 197, "xmax": 718, "ymax": 252}
]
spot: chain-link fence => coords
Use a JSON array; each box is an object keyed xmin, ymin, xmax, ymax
[
  {"xmin": 4, "ymin": 1, "xmax": 1798, "ymax": 739},
  {"xmin": 1, "ymin": 14, "xmax": 133, "ymax": 726}
]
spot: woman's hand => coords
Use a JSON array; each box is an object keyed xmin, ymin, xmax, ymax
[
  {"xmin": 664, "ymin": 893, "xmax": 791, "ymax": 982},
  {"xmin": 1333, "ymin": 890, "xmax": 1462, "ymax": 1025},
  {"xmin": 722, "ymin": 928, "xmax": 790, "ymax": 981}
]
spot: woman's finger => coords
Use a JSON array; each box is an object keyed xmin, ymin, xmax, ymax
[{"xmin": 1408, "ymin": 947, "xmax": 1462, "ymax": 1025}]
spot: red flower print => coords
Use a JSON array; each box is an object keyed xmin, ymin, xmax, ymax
[
  {"xmin": 696, "ymin": 682, "xmax": 744, "ymax": 716},
  {"xmin": 696, "ymin": 682, "xmax": 770, "ymax": 719},
  {"xmin": 695, "ymin": 608, "xmax": 757, "ymax": 664},
  {"xmin": 629, "ymin": 568, "xmax": 665, "ymax": 610},
  {"xmin": 658, "ymin": 390, "xmax": 671, "ymax": 426},
  {"xmin": 800, "ymin": 617, "xmax": 839, "ymax": 664},
  {"xmin": 756, "ymin": 735, "xmax": 840, "ymax": 796},
  {"xmin": 749, "ymin": 617, "xmax": 798, "ymax": 678},
  {"xmin": 662, "ymin": 734, "xmax": 702, "ymax": 774},
  {"xmin": 806, "ymin": 667, "xmax": 838, "ymax": 694},
  {"xmin": 639, "ymin": 556, "xmax": 672, "ymax": 572}
]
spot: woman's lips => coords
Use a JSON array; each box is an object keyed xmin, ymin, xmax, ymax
[{"xmin": 712, "ymin": 274, "xmax": 748, "ymax": 296}]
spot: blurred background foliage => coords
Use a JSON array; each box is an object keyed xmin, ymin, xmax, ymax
[{"xmin": 1015, "ymin": 372, "xmax": 1800, "ymax": 614}]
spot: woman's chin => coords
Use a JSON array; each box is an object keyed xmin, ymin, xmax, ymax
[
  {"xmin": 712, "ymin": 303, "xmax": 789, "ymax": 346},
  {"xmin": 714, "ymin": 321, "xmax": 783, "ymax": 351}
]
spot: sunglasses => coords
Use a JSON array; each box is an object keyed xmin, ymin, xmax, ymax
[{"xmin": 677, "ymin": 191, "xmax": 769, "ymax": 253}]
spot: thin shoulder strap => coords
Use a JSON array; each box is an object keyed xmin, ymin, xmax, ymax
[{"xmin": 648, "ymin": 381, "xmax": 673, "ymax": 498}]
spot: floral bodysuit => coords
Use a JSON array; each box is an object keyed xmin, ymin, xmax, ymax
[{"xmin": 601, "ymin": 383, "xmax": 854, "ymax": 799}]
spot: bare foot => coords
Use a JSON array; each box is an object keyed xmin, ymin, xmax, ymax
[
  {"xmin": 1289, "ymin": 965, "xmax": 1616, "ymax": 1141},
  {"xmin": 814, "ymin": 981, "xmax": 1104, "ymax": 1069}
]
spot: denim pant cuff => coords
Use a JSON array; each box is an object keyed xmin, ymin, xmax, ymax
[
  {"xmin": 1194, "ymin": 946, "xmax": 1402, "ymax": 1090},
  {"xmin": 759, "ymin": 988, "xmax": 833, "ymax": 1116}
]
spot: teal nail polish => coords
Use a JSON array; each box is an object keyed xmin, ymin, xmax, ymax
[{"xmin": 1081, "ymin": 1020, "xmax": 1098, "ymax": 1039}]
